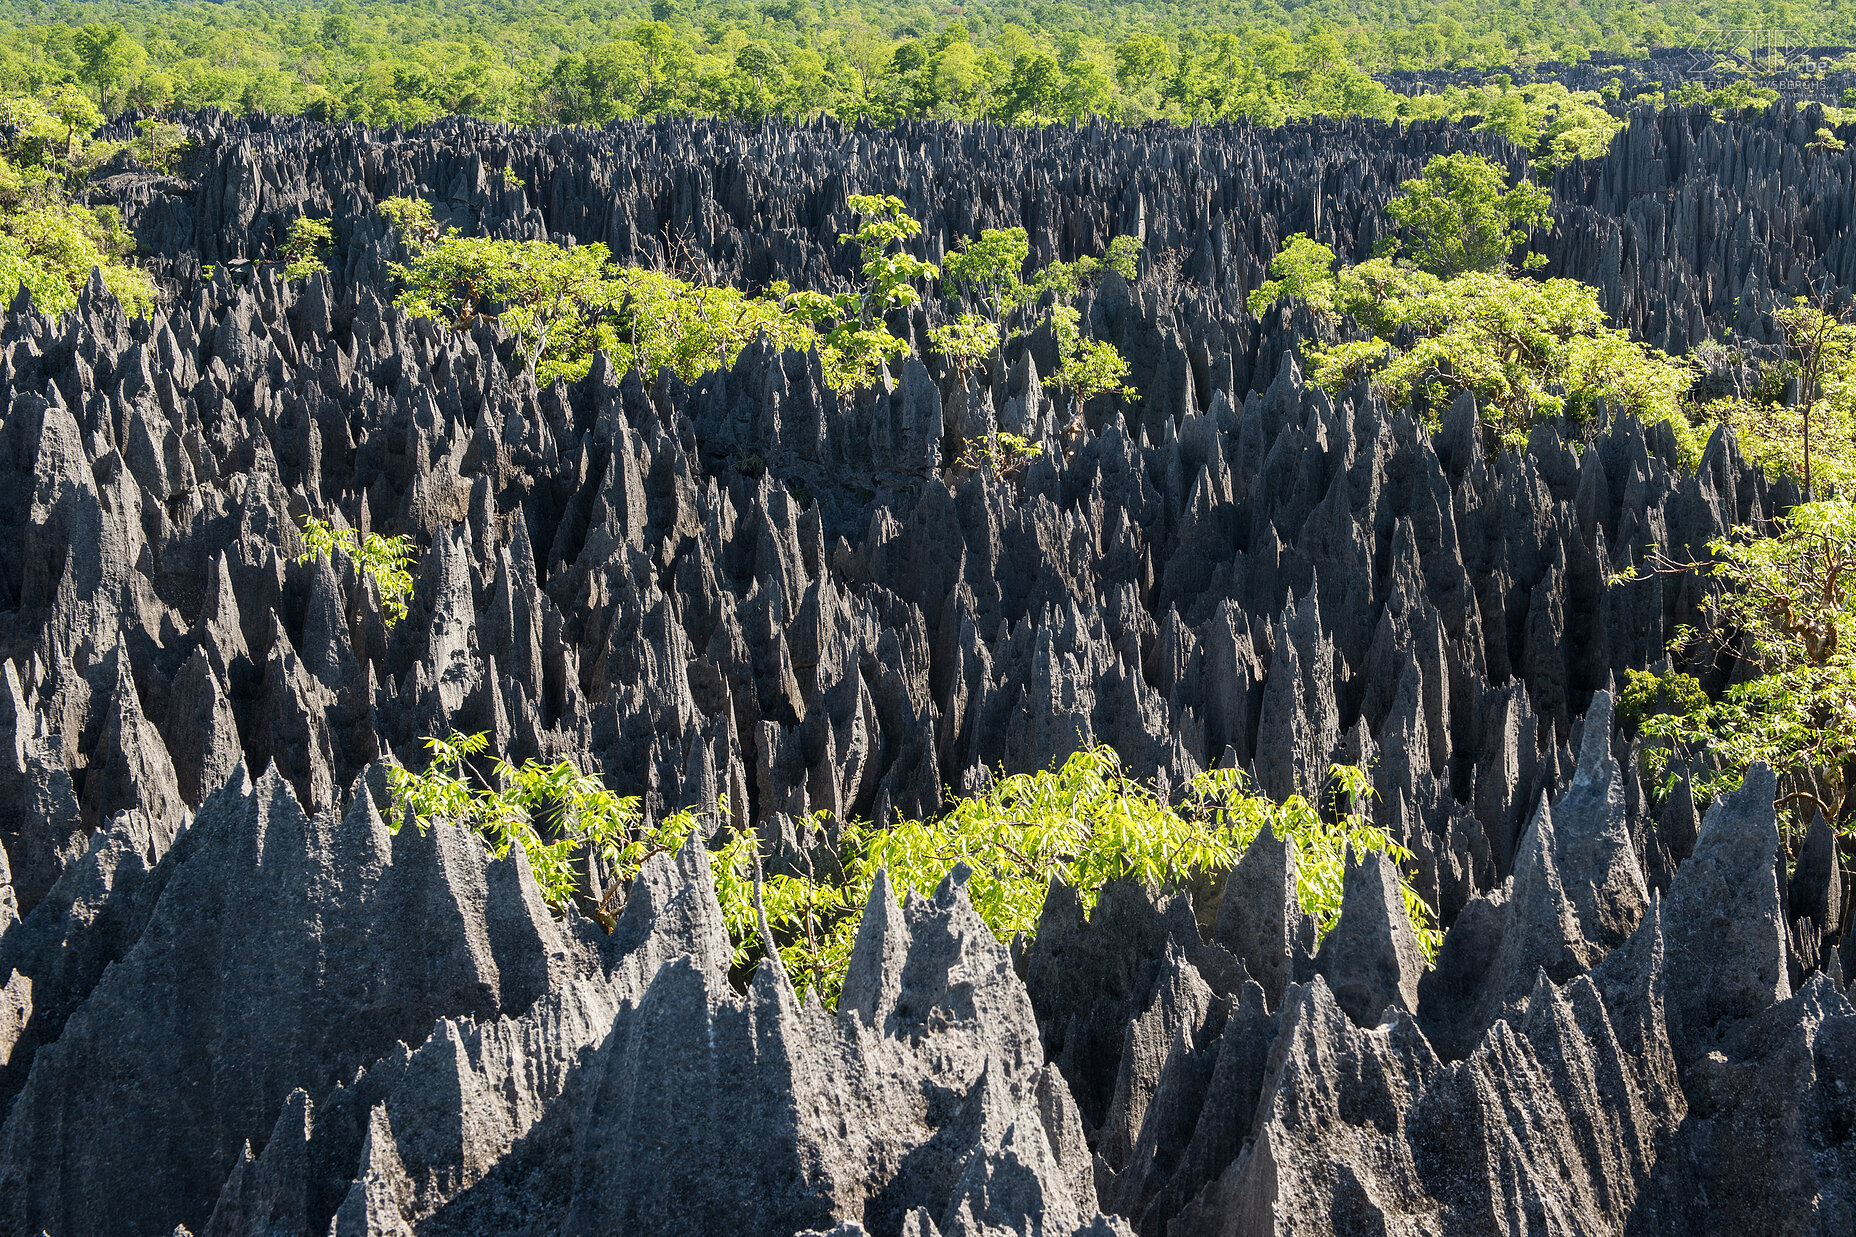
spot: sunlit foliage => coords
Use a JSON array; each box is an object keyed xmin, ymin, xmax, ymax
[{"xmin": 391, "ymin": 739, "xmax": 1442, "ymax": 1005}]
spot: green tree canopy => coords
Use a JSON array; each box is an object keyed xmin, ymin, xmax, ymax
[
  {"xmin": 1382, "ymin": 151, "xmax": 1552, "ymax": 276},
  {"xmin": 1625, "ymin": 500, "xmax": 1856, "ymax": 834},
  {"xmin": 0, "ymin": 86, "xmax": 154, "ymax": 318}
]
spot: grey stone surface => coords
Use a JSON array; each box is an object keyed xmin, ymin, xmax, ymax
[{"xmin": 0, "ymin": 105, "xmax": 1845, "ymax": 1235}]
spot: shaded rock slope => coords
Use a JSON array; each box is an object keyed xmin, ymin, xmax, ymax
[{"xmin": 0, "ymin": 109, "xmax": 1848, "ymax": 1235}]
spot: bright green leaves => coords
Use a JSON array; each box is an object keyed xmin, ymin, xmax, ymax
[
  {"xmin": 378, "ymin": 196, "xmax": 439, "ymax": 247},
  {"xmin": 1393, "ymin": 81, "xmax": 1622, "ymax": 169},
  {"xmin": 1045, "ymin": 305, "xmax": 1132, "ymax": 405},
  {"xmin": 1246, "ymin": 233, "xmax": 1340, "ymax": 322},
  {"xmin": 1699, "ymin": 299, "xmax": 1856, "ymax": 499},
  {"xmin": 379, "ymin": 193, "xmax": 931, "ymax": 392},
  {"xmin": 281, "ymin": 217, "xmax": 332, "ymax": 280},
  {"xmin": 956, "ymin": 429, "xmax": 1041, "ymax": 477},
  {"xmin": 1256, "ymin": 251, "xmax": 1696, "ymax": 452},
  {"xmin": 1101, "ymin": 234, "xmax": 1143, "ymax": 281},
  {"xmin": 385, "ymin": 732, "xmax": 649, "ymax": 919},
  {"xmin": 1314, "ymin": 264, "xmax": 1695, "ymax": 450},
  {"xmin": 0, "ymin": 87, "xmax": 155, "ymax": 319},
  {"xmin": 73, "ymin": 22, "xmax": 145, "ymax": 112},
  {"xmin": 942, "ymin": 225, "xmax": 1030, "ymax": 322},
  {"xmin": 1381, "ymin": 152, "xmax": 1552, "ymax": 277},
  {"xmin": 3, "ymin": 86, "xmax": 103, "ymax": 183},
  {"xmin": 869, "ymin": 748, "xmax": 1438, "ymax": 964},
  {"xmin": 1626, "ymin": 501, "xmax": 1856, "ymax": 831},
  {"xmin": 1617, "ymin": 668, "xmax": 1709, "ymax": 734},
  {"xmin": 0, "ymin": 202, "xmax": 153, "ymax": 318},
  {"xmin": 133, "ymin": 117, "xmax": 189, "ymax": 174},
  {"xmin": 618, "ymin": 269, "xmax": 819, "ymax": 384},
  {"xmin": 841, "ymin": 192, "xmax": 937, "ymax": 324},
  {"xmin": 381, "ymin": 201, "xmax": 621, "ymax": 385},
  {"xmin": 926, "ymin": 312, "xmax": 1001, "ymax": 377},
  {"xmin": 297, "ymin": 515, "xmax": 417, "ymax": 626},
  {"xmin": 1026, "ymin": 235, "xmax": 1139, "ymax": 305},
  {"xmin": 390, "ymin": 739, "xmax": 1439, "ymax": 1006},
  {"xmin": 376, "ymin": 189, "xmax": 1131, "ymax": 432},
  {"xmin": 936, "ymin": 225, "xmax": 1140, "ymax": 445},
  {"xmin": 1251, "ymin": 157, "xmax": 1695, "ymax": 455},
  {"xmin": 1810, "ymin": 128, "xmax": 1849, "ymax": 155}
]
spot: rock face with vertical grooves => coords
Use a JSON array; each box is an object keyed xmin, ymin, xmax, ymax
[{"xmin": 0, "ymin": 107, "xmax": 1848, "ymax": 1235}]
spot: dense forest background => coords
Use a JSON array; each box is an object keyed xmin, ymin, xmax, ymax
[{"xmin": 0, "ymin": 0, "xmax": 1851, "ymax": 130}]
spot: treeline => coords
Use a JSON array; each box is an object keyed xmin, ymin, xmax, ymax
[{"xmin": 0, "ymin": 0, "xmax": 1851, "ymax": 136}]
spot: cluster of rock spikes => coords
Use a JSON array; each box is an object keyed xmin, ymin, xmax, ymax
[{"xmin": 0, "ymin": 102, "xmax": 1848, "ymax": 1235}]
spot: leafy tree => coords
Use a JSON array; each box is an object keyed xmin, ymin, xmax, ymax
[
  {"xmin": 1292, "ymin": 258, "xmax": 1695, "ymax": 449},
  {"xmin": 73, "ymin": 22, "xmax": 143, "ymax": 112},
  {"xmin": 382, "ymin": 195, "xmax": 624, "ymax": 384},
  {"xmin": 395, "ymin": 738, "xmax": 1440, "ymax": 1003},
  {"xmin": 133, "ymin": 117, "xmax": 188, "ymax": 174},
  {"xmin": 838, "ymin": 192, "xmax": 937, "ymax": 326},
  {"xmin": 1775, "ymin": 298, "xmax": 1856, "ymax": 500},
  {"xmin": 957, "ymin": 429, "xmax": 1041, "ymax": 477},
  {"xmin": 1114, "ymin": 33, "xmax": 1172, "ymax": 92},
  {"xmin": 775, "ymin": 192, "xmax": 936, "ymax": 388},
  {"xmin": 1703, "ymin": 299, "xmax": 1856, "ymax": 499},
  {"xmin": 733, "ymin": 41, "xmax": 784, "ymax": 118},
  {"xmin": 613, "ymin": 267, "xmax": 817, "ymax": 382},
  {"xmin": 927, "ymin": 311, "xmax": 1001, "ymax": 378},
  {"xmin": 938, "ymin": 225, "xmax": 1137, "ymax": 435},
  {"xmin": 999, "ymin": 50, "xmax": 1061, "ymax": 122},
  {"xmin": 378, "ymin": 193, "xmax": 933, "ymax": 393},
  {"xmin": 297, "ymin": 515, "xmax": 417, "ymax": 625},
  {"xmin": 0, "ymin": 2, "xmax": 1845, "ymax": 133},
  {"xmin": 1045, "ymin": 303, "xmax": 1133, "ymax": 432},
  {"xmin": 1252, "ymin": 168, "xmax": 1691, "ymax": 452},
  {"xmin": 281, "ymin": 216, "xmax": 332, "ymax": 280},
  {"xmin": 1623, "ymin": 501, "xmax": 1856, "ymax": 834},
  {"xmin": 0, "ymin": 87, "xmax": 155, "ymax": 318},
  {"xmin": 387, "ymin": 731, "xmax": 647, "ymax": 919},
  {"xmin": 1382, "ymin": 152, "xmax": 1552, "ymax": 277},
  {"xmin": 1393, "ymin": 82, "xmax": 1620, "ymax": 169},
  {"xmin": 941, "ymin": 225, "xmax": 1029, "ymax": 327},
  {"xmin": 1246, "ymin": 232, "xmax": 1340, "ymax": 321},
  {"xmin": 1810, "ymin": 128, "xmax": 1849, "ymax": 155}
]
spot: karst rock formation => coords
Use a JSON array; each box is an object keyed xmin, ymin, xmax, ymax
[{"xmin": 0, "ymin": 104, "xmax": 1850, "ymax": 1236}]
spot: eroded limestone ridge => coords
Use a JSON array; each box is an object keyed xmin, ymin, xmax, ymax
[{"xmin": 0, "ymin": 109, "xmax": 1845, "ymax": 1235}]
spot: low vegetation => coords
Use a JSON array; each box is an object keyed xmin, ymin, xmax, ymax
[
  {"xmin": 1620, "ymin": 500, "xmax": 1856, "ymax": 837},
  {"xmin": 389, "ymin": 739, "xmax": 1441, "ymax": 1003},
  {"xmin": 0, "ymin": 84, "xmax": 155, "ymax": 316},
  {"xmin": 280, "ymin": 216, "xmax": 332, "ymax": 280},
  {"xmin": 1700, "ymin": 297, "xmax": 1856, "ymax": 499},
  {"xmin": 386, "ymin": 731, "xmax": 649, "ymax": 917},
  {"xmin": 379, "ymin": 192, "xmax": 1137, "ymax": 467},
  {"xmin": 1251, "ymin": 152, "xmax": 1697, "ymax": 453},
  {"xmin": 297, "ymin": 515, "xmax": 417, "ymax": 625}
]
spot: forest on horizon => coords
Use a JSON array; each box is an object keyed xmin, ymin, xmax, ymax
[{"xmin": 0, "ymin": 0, "xmax": 1851, "ymax": 130}]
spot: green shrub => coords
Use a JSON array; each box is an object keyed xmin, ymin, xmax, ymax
[
  {"xmin": 387, "ymin": 732, "xmax": 655, "ymax": 919},
  {"xmin": 0, "ymin": 87, "xmax": 156, "ymax": 318},
  {"xmin": 393, "ymin": 739, "xmax": 1441, "ymax": 1004},
  {"xmin": 297, "ymin": 515, "xmax": 417, "ymax": 625},
  {"xmin": 1622, "ymin": 500, "xmax": 1856, "ymax": 832},
  {"xmin": 281, "ymin": 217, "xmax": 332, "ymax": 280},
  {"xmin": 927, "ymin": 312, "xmax": 1001, "ymax": 377},
  {"xmin": 1250, "ymin": 158, "xmax": 1699, "ymax": 455},
  {"xmin": 1380, "ymin": 152, "xmax": 1552, "ymax": 277},
  {"xmin": 380, "ymin": 193, "xmax": 931, "ymax": 391},
  {"xmin": 956, "ymin": 429, "xmax": 1042, "ymax": 477}
]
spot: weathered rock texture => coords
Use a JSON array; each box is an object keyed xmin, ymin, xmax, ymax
[{"xmin": 0, "ymin": 107, "xmax": 1847, "ymax": 1236}]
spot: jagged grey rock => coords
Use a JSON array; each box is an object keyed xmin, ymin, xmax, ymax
[{"xmin": 0, "ymin": 106, "xmax": 1843, "ymax": 1236}]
